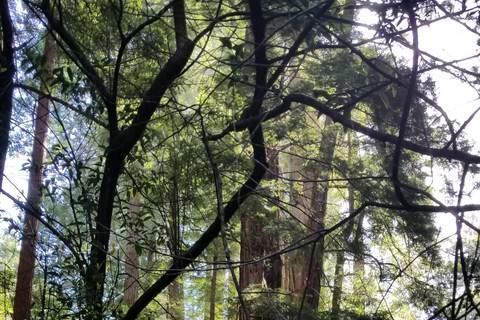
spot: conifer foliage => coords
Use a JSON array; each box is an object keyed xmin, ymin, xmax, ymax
[{"xmin": 0, "ymin": 0, "xmax": 480, "ymax": 319}]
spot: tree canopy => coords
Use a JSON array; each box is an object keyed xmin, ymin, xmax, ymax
[{"xmin": 1, "ymin": 0, "xmax": 480, "ymax": 319}]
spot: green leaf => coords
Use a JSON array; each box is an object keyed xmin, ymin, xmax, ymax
[
  {"xmin": 67, "ymin": 67, "xmax": 74, "ymax": 81},
  {"xmin": 379, "ymin": 92, "xmax": 390, "ymax": 109},
  {"xmin": 135, "ymin": 245, "xmax": 143, "ymax": 256},
  {"xmin": 233, "ymin": 44, "xmax": 245, "ymax": 59},
  {"xmin": 391, "ymin": 85, "xmax": 397, "ymax": 97},
  {"xmin": 313, "ymin": 89, "xmax": 331, "ymax": 100},
  {"xmin": 219, "ymin": 37, "xmax": 232, "ymax": 49}
]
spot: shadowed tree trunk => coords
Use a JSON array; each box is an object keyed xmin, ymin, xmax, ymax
[
  {"xmin": 207, "ymin": 253, "xmax": 218, "ymax": 320},
  {"xmin": 0, "ymin": 0, "xmax": 14, "ymax": 191},
  {"xmin": 240, "ymin": 148, "xmax": 282, "ymax": 320},
  {"xmin": 263, "ymin": 148, "xmax": 282, "ymax": 289},
  {"xmin": 13, "ymin": 31, "xmax": 56, "ymax": 320},
  {"xmin": 124, "ymin": 197, "xmax": 140, "ymax": 304},
  {"xmin": 329, "ymin": 2, "xmax": 357, "ymax": 311},
  {"xmin": 240, "ymin": 208, "xmax": 264, "ymax": 320},
  {"xmin": 167, "ymin": 177, "xmax": 184, "ymax": 320},
  {"xmin": 352, "ymin": 211, "xmax": 366, "ymax": 311},
  {"xmin": 331, "ymin": 186, "xmax": 354, "ymax": 311},
  {"xmin": 285, "ymin": 116, "xmax": 336, "ymax": 313}
]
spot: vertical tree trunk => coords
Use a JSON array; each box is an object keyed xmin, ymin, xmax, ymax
[
  {"xmin": 167, "ymin": 178, "xmax": 184, "ymax": 320},
  {"xmin": 331, "ymin": 188, "xmax": 354, "ymax": 311},
  {"xmin": 13, "ymin": 31, "xmax": 56, "ymax": 320},
  {"xmin": 0, "ymin": 0, "xmax": 14, "ymax": 191},
  {"xmin": 240, "ymin": 148, "xmax": 281, "ymax": 320},
  {"xmin": 124, "ymin": 197, "xmax": 140, "ymax": 304},
  {"xmin": 332, "ymin": 131, "xmax": 356, "ymax": 312},
  {"xmin": 263, "ymin": 149, "xmax": 282, "ymax": 289},
  {"xmin": 285, "ymin": 116, "xmax": 336, "ymax": 313},
  {"xmin": 209, "ymin": 254, "xmax": 218, "ymax": 320},
  {"xmin": 14, "ymin": 31, "xmax": 55, "ymax": 319},
  {"xmin": 239, "ymin": 210, "xmax": 264, "ymax": 320},
  {"xmin": 167, "ymin": 280, "xmax": 184, "ymax": 320},
  {"xmin": 328, "ymin": 3, "xmax": 356, "ymax": 309},
  {"xmin": 352, "ymin": 212, "xmax": 365, "ymax": 311}
]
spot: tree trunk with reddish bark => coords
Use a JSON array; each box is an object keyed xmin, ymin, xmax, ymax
[
  {"xmin": 13, "ymin": 31, "xmax": 56, "ymax": 320},
  {"xmin": 124, "ymin": 197, "xmax": 140, "ymax": 304},
  {"xmin": 240, "ymin": 148, "xmax": 282, "ymax": 320},
  {"xmin": 284, "ymin": 116, "xmax": 336, "ymax": 313},
  {"xmin": 207, "ymin": 253, "xmax": 218, "ymax": 320}
]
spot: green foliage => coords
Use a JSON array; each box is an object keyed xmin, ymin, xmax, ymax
[{"xmin": 2, "ymin": 0, "xmax": 479, "ymax": 319}]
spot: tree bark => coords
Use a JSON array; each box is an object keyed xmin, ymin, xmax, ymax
[
  {"xmin": 239, "ymin": 148, "xmax": 281, "ymax": 320},
  {"xmin": 167, "ymin": 177, "xmax": 184, "ymax": 320},
  {"xmin": 124, "ymin": 197, "xmax": 140, "ymax": 305},
  {"xmin": 0, "ymin": 0, "xmax": 14, "ymax": 191},
  {"xmin": 263, "ymin": 149, "xmax": 282, "ymax": 290},
  {"xmin": 208, "ymin": 254, "xmax": 218, "ymax": 320},
  {"xmin": 332, "ymin": 131, "xmax": 356, "ymax": 312},
  {"xmin": 13, "ymin": 31, "xmax": 56, "ymax": 320},
  {"xmin": 167, "ymin": 280, "xmax": 184, "ymax": 320},
  {"xmin": 240, "ymin": 210, "xmax": 264, "ymax": 320},
  {"xmin": 285, "ymin": 116, "xmax": 336, "ymax": 312},
  {"xmin": 352, "ymin": 212, "xmax": 365, "ymax": 311}
]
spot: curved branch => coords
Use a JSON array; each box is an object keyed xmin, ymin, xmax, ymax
[
  {"xmin": 208, "ymin": 93, "xmax": 480, "ymax": 164},
  {"xmin": 14, "ymin": 83, "xmax": 108, "ymax": 128},
  {"xmin": 33, "ymin": 0, "xmax": 115, "ymax": 123},
  {"xmin": 1, "ymin": 188, "xmax": 87, "ymax": 276}
]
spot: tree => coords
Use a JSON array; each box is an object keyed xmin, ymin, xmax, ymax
[
  {"xmin": 2, "ymin": 0, "xmax": 480, "ymax": 319},
  {"xmin": 13, "ymin": 31, "xmax": 56, "ymax": 320},
  {"xmin": 0, "ymin": 0, "xmax": 14, "ymax": 191}
]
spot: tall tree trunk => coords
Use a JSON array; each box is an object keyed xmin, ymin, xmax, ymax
[
  {"xmin": 263, "ymin": 148, "xmax": 282, "ymax": 289},
  {"xmin": 332, "ymin": 130, "xmax": 356, "ymax": 312},
  {"xmin": 167, "ymin": 280, "xmax": 184, "ymax": 320},
  {"xmin": 331, "ymin": 187, "xmax": 354, "ymax": 311},
  {"xmin": 352, "ymin": 212, "xmax": 365, "ymax": 311},
  {"xmin": 167, "ymin": 177, "xmax": 184, "ymax": 320},
  {"xmin": 240, "ymin": 148, "xmax": 281, "ymax": 320},
  {"xmin": 0, "ymin": 0, "xmax": 14, "ymax": 191},
  {"xmin": 208, "ymin": 254, "xmax": 218, "ymax": 320},
  {"xmin": 13, "ymin": 32, "xmax": 56, "ymax": 320},
  {"xmin": 285, "ymin": 116, "xmax": 336, "ymax": 312},
  {"xmin": 328, "ymin": 3, "xmax": 357, "ymax": 310},
  {"xmin": 240, "ymin": 210, "xmax": 264, "ymax": 320},
  {"xmin": 124, "ymin": 197, "xmax": 140, "ymax": 304}
]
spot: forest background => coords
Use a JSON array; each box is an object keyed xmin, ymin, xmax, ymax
[{"xmin": 1, "ymin": 0, "xmax": 480, "ymax": 319}]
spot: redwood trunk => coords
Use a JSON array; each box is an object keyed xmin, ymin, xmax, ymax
[
  {"xmin": 124, "ymin": 197, "xmax": 140, "ymax": 304},
  {"xmin": 208, "ymin": 254, "xmax": 218, "ymax": 320},
  {"xmin": 13, "ymin": 32, "xmax": 56, "ymax": 320},
  {"xmin": 352, "ymin": 212, "xmax": 365, "ymax": 311},
  {"xmin": 263, "ymin": 149, "xmax": 282, "ymax": 289},
  {"xmin": 167, "ymin": 280, "xmax": 184, "ymax": 320},
  {"xmin": 240, "ymin": 149, "xmax": 281, "ymax": 320},
  {"xmin": 286, "ymin": 116, "xmax": 336, "ymax": 312},
  {"xmin": 240, "ymin": 211, "xmax": 264, "ymax": 320}
]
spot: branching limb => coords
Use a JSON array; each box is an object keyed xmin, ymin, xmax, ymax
[
  {"xmin": 29, "ymin": 0, "xmax": 117, "ymax": 132},
  {"xmin": 1, "ymin": 188, "xmax": 87, "ymax": 276},
  {"xmin": 208, "ymin": 93, "xmax": 480, "ymax": 164},
  {"xmin": 14, "ymin": 83, "xmax": 108, "ymax": 128}
]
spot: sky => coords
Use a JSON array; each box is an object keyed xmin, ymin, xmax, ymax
[{"xmin": 416, "ymin": 16, "xmax": 480, "ymax": 236}]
